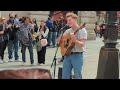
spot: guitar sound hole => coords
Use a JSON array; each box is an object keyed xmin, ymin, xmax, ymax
[{"xmin": 64, "ymin": 39, "xmax": 69, "ymax": 48}]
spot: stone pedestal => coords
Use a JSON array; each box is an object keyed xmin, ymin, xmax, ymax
[
  {"xmin": 96, "ymin": 46, "xmax": 119, "ymax": 79},
  {"xmin": 28, "ymin": 11, "xmax": 50, "ymax": 26},
  {"xmin": 78, "ymin": 11, "xmax": 96, "ymax": 40},
  {"xmin": 96, "ymin": 11, "xmax": 119, "ymax": 79}
]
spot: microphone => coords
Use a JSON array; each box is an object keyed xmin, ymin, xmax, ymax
[{"xmin": 60, "ymin": 24, "xmax": 69, "ymax": 31}]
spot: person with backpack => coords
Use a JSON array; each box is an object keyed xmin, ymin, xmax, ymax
[{"xmin": 19, "ymin": 16, "xmax": 34, "ymax": 66}]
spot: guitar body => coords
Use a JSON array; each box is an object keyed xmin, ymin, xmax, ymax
[{"xmin": 60, "ymin": 32, "xmax": 75, "ymax": 56}]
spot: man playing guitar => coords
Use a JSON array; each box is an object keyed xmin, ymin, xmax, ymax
[{"xmin": 57, "ymin": 12, "xmax": 87, "ymax": 79}]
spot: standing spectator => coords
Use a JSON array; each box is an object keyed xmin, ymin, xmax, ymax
[
  {"xmin": 36, "ymin": 20, "xmax": 49, "ymax": 65},
  {"xmin": 32, "ymin": 18, "xmax": 38, "ymax": 33},
  {"xmin": 19, "ymin": 16, "xmax": 34, "ymax": 65},
  {"xmin": 7, "ymin": 13, "xmax": 20, "ymax": 62},
  {"xmin": 14, "ymin": 14, "xmax": 19, "ymax": 25},
  {"xmin": 0, "ymin": 17, "xmax": 9, "ymax": 63},
  {"xmin": 46, "ymin": 16, "xmax": 54, "ymax": 47},
  {"xmin": 18, "ymin": 18, "xmax": 23, "ymax": 47}
]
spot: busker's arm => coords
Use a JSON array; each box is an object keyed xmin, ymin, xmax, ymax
[
  {"xmin": 71, "ymin": 28, "xmax": 87, "ymax": 47},
  {"xmin": 71, "ymin": 33, "xmax": 86, "ymax": 47}
]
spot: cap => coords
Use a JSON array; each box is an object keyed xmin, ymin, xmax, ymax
[{"xmin": 9, "ymin": 13, "xmax": 14, "ymax": 18}]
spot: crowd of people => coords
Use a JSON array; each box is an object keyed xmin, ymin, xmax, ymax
[{"xmin": 0, "ymin": 12, "xmax": 66, "ymax": 65}]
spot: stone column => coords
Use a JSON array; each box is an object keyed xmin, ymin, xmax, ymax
[
  {"xmin": 97, "ymin": 11, "xmax": 106, "ymax": 25},
  {"xmin": 28, "ymin": 11, "xmax": 50, "ymax": 26},
  {"xmin": 78, "ymin": 11, "xmax": 96, "ymax": 40}
]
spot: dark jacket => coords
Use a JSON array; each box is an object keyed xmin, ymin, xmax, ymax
[
  {"xmin": 46, "ymin": 19, "xmax": 54, "ymax": 32},
  {"xmin": 0, "ymin": 23, "xmax": 9, "ymax": 42},
  {"xmin": 7, "ymin": 20, "xmax": 19, "ymax": 40}
]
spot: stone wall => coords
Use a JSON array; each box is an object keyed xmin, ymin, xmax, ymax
[
  {"xmin": 1, "ymin": 11, "xmax": 29, "ymax": 20},
  {"xmin": 28, "ymin": 11, "xmax": 50, "ymax": 26},
  {"xmin": 78, "ymin": 11, "xmax": 96, "ymax": 40},
  {"xmin": 0, "ymin": 11, "xmax": 50, "ymax": 27}
]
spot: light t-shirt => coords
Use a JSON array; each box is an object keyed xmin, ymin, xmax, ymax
[{"xmin": 63, "ymin": 27, "xmax": 87, "ymax": 52}]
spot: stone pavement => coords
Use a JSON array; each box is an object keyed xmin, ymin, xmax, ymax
[{"xmin": 0, "ymin": 37, "xmax": 120, "ymax": 79}]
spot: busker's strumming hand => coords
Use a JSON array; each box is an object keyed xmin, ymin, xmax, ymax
[{"xmin": 71, "ymin": 33, "xmax": 77, "ymax": 43}]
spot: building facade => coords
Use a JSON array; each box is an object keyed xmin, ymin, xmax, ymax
[{"xmin": 0, "ymin": 11, "xmax": 97, "ymax": 40}]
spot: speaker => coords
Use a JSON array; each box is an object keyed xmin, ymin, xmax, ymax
[
  {"xmin": 58, "ymin": 67, "xmax": 74, "ymax": 79},
  {"xmin": 0, "ymin": 68, "xmax": 52, "ymax": 79}
]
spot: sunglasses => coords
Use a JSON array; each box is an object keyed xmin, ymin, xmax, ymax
[
  {"xmin": 10, "ymin": 17, "xmax": 14, "ymax": 18},
  {"xmin": 1, "ymin": 19, "xmax": 5, "ymax": 21}
]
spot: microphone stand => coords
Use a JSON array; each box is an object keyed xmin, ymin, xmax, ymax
[{"xmin": 51, "ymin": 26, "xmax": 67, "ymax": 79}]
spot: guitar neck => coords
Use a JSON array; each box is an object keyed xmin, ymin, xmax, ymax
[{"xmin": 74, "ymin": 23, "xmax": 85, "ymax": 35}]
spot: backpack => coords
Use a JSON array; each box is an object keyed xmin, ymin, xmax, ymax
[{"xmin": 19, "ymin": 24, "xmax": 33, "ymax": 46}]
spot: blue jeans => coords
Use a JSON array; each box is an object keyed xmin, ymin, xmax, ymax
[
  {"xmin": 47, "ymin": 31, "xmax": 52, "ymax": 46},
  {"xmin": 62, "ymin": 53, "xmax": 83, "ymax": 79},
  {"xmin": 52, "ymin": 32, "xmax": 56, "ymax": 46},
  {"xmin": 57, "ymin": 31, "xmax": 61, "ymax": 38},
  {"xmin": 21, "ymin": 44, "xmax": 34, "ymax": 64},
  {"xmin": 32, "ymin": 40, "xmax": 36, "ymax": 46},
  {"xmin": 8, "ymin": 40, "xmax": 19, "ymax": 60}
]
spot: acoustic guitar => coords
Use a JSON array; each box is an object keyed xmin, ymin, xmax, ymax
[{"xmin": 60, "ymin": 23, "xmax": 86, "ymax": 56}]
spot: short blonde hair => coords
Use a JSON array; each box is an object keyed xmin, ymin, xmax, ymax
[
  {"xmin": 66, "ymin": 12, "xmax": 78, "ymax": 20},
  {"xmin": 1, "ymin": 17, "xmax": 5, "ymax": 20}
]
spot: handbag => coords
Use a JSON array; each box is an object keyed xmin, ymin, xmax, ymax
[
  {"xmin": 40, "ymin": 38, "xmax": 48, "ymax": 47},
  {"xmin": 36, "ymin": 38, "xmax": 48, "ymax": 52}
]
